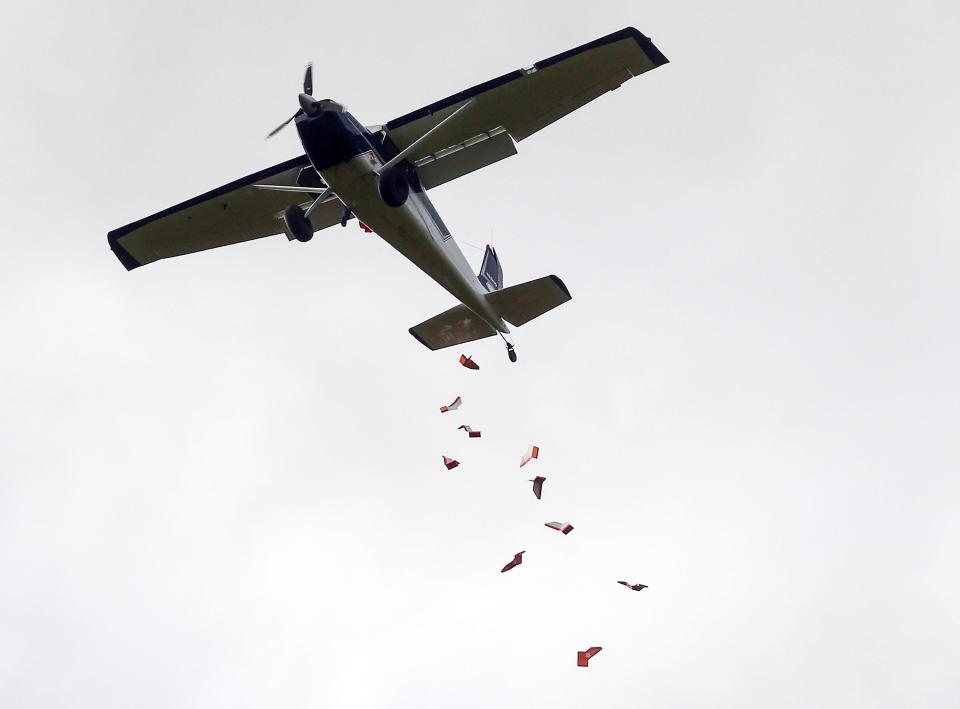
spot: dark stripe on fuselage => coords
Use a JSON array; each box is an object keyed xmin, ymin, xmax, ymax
[
  {"xmin": 297, "ymin": 109, "xmax": 450, "ymax": 236},
  {"xmin": 296, "ymin": 111, "xmax": 377, "ymax": 171}
]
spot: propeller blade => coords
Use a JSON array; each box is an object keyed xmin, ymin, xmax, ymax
[
  {"xmin": 303, "ymin": 63, "xmax": 313, "ymax": 96},
  {"xmin": 265, "ymin": 110, "xmax": 302, "ymax": 140}
]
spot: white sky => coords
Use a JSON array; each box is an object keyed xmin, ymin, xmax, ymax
[{"xmin": 2, "ymin": 1, "xmax": 959, "ymax": 707}]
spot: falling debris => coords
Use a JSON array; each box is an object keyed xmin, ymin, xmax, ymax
[
  {"xmin": 439, "ymin": 396, "xmax": 462, "ymax": 413},
  {"xmin": 459, "ymin": 354, "xmax": 479, "ymax": 370},
  {"xmin": 545, "ymin": 521, "xmax": 574, "ymax": 535},
  {"xmin": 577, "ymin": 646, "xmax": 602, "ymax": 667},
  {"xmin": 359, "ymin": 221, "xmax": 373, "ymax": 233},
  {"xmin": 618, "ymin": 581, "xmax": 648, "ymax": 592},
  {"xmin": 442, "ymin": 456, "xmax": 460, "ymax": 470},
  {"xmin": 529, "ymin": 475, "xmax": 546, "ymax": 499},
  {"xmin": 520, "ymin": 444, "xmax": 540, "ymax": 468},
  {"xmin": 458, "ymin": 425, "xmax": 481, "ymax": 438},
  {"xmin": 500, "ymin": 551, "xmax": 525, "ymax": 573}
]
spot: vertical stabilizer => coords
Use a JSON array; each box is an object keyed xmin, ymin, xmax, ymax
[{"xmin": 478, "ymin": 245, "xmax": 503, "ymax": 292}]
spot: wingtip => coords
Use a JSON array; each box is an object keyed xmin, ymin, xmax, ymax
[
  {"xmin": 408, "ymin": 326, "xmax": 438, "ymax": 350},
  {"xmin": 548, "ymin": 275, "xmax": 572, "ymax": 300},
  {"xmin": 623, "ymin": 26, "xmax": 670, "ymax": 66},
  {"xmin": 107, "ymin": 231, "xmax": 142, "ymax": 271}
]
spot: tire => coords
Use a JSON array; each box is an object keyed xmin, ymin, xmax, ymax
[
  {"xmin": 378, "ymin": 166, "xmax": 410, "ymax": 208},
  {"xmin": 284, "ymin": 204, "xmax": 314, "ymax": 243}
]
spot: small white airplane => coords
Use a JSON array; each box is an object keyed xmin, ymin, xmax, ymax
[{"xmin": 108, "ymin": 27, "xmax": 668, "ymax": 361}]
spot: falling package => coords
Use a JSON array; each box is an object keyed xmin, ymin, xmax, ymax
[
  {"xmin": 442, "ymin": 456, "xmax": 460, "ymax": 470},
  {"xmin": 500, "ymin": 551, "xmax": 525, "ymax": 573},
  {"xmin": 529, "ymin": 476, "xmax": 546, "ymax": 500},
  {"xmin": 459, "ymin": 354, "xmax": 479, "ymax": 370},
  {"xmin": 458, "ymin": 425, "xmax": 481, "ymax": 438},
  {"xmin": 440, "ymin": 396, "xmax": 462, "ymax": 413},
  {"xmin": 545, "ymin": 521, "xmax": 574, "ymax": 535},
  {"xmin": 577, "ymin": 646, "xmax": 602, "ymax": 667},
  {"xmin": 520, "ymin": 444, "xmax": 539, "ymax": 468}
]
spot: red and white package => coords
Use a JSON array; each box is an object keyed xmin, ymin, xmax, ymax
[
  {"xmin": 520, "ymin": 444, "xmax": 539, "ymax": 468},
  {"xmin": 544, "ymin": 521, "xmax": 574, "ymax": 535},
  {"xmin": 439, "ymin": 396, "xmax": 462, "ymax": 413}
]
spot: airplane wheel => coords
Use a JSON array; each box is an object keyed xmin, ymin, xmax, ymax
[
  {"xmin": 507, "ymin": 347, "xmax": 517, "ymax": 363},
  {"xmin": 378, "ymin": 166, "xmax": 410, "ymax": 208},
  {"xmin": 283, "ymin": 204, "xmax": 314, "ymax": 242}
]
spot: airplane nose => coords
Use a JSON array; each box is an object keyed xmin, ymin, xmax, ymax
[{"xmin": 298, "ymin": 93, "xmax": 321, "ymax": 115}]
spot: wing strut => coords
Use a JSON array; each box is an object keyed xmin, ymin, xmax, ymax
[{"xmin": 376, "ymin": 99, "xmax": 476, "ymax": 174}]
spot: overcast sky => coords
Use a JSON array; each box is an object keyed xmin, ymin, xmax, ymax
[{"xmin": 1, "ymin": 1, "xmax": 959, "ymax": 707}]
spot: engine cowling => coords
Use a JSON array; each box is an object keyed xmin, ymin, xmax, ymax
[
  {"xmin": 378, "ymin": 166, "xmax": 410, "ymax": 208},
  {"xmin": 283, "ymin": 204, "xmax": 314, "ymax": 242}
]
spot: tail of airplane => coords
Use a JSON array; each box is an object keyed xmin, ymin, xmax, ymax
[
  {"xmin": 485, "ymin": 275, "xmax": 571, "ymax": 327},
  {"xmin": 478, "ymin": 245, "xmax": 503, "ymax": 292},
  {"xmin": 408, "ymin": 271, "xmax": 572, "ymax": 351}
]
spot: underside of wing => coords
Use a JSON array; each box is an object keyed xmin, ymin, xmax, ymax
[
  {"xmin": 107, "ymin": 155, "xmax": 345, "ymax": 270},
  {"xmin": 383, "ymin": 27, "xmax": 668, "ymax": 188}
]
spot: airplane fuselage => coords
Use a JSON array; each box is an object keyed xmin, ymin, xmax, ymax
[{"xmin": 295, "ymin": 108, "xmax": 509, "ymax": 333}]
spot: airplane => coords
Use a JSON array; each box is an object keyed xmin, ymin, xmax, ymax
[{"xmin": 107, "ymin": 27, "xmax": 668, "ymax": 362}]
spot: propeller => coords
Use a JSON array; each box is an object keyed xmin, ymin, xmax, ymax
[
  {"xmin": 265, "ymin": 63, "xmax": 317, "ymax": 140},
  {"xmin": 303, "ymin": 63, "xmax": 313, "ymax": 96}
]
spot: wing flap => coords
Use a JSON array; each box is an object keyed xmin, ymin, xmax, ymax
[{"xmin": 416, "ymin": 130, "xmax": 518, "ymax": 190}]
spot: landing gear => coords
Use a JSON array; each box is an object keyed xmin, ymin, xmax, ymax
[
  {"xmin": 282, "ymin": 204, "xmax": 314, "ymax": 242},
  {"xmin": 500, "ymin": 333, "xmax": 517, "ymax": 363},
  {"xmin": 378, "ymin": 165, "xmax": 411, "ymax": 208},
  {"xmin": 340, "ymin": 204, "xmax": 352, "ymax": 227}
]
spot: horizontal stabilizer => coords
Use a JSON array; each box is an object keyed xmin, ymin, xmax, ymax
[
  {"xmin": 409, "ymin": 304, "xmax": 497, "ymax": 351},
  {"xmin": 486, "ymin": 275, "xmax": 571, "ymax": 327}
]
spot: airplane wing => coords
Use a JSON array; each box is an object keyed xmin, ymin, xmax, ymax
[
  {"xmin": 107, "ymin": 155, "xmax": 347, "ymax": 270},
  {"xmin": 383, "ymin": 27, "xmax": 668, "ymax": 190}
]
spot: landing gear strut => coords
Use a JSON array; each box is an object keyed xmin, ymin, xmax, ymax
[{"xmin": 500, "ymin": 333, "xmax": 517, "ymax": 363}]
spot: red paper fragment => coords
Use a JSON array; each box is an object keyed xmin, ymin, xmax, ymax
[
  {"xmin": 618, "ymin": 581, "xmax": 649, "ymax": 592},
  {"xmin": 458, "ymin": 425, "xmax": 482, "ymax": 438},
  {"xmin": 459, "ymin": 354, "xmax": 479, "ymax": 370},
  {"xmin": 442, "ymin": 456, "xmax": 460, "ymax": 470},
  {"xmin": 439, "ymin": 396, "xmax": 462, "ymax": 413},
  {"xmin": 577, "ymin": 646, "xmax": 602, "ymax": 667},
  {"xmin": 520, "ymin": 444, "xmax": 539, "ymax": 468},
  {"xmin": 529, "ymin": 476, "xmax": 546, "ymax": 500},
  {"xmin": 500, "ymin": 551, "xmax": 525, "ymax": 573},
  {"xmin": 545, "ymin": 521, "xmax": 574, "ymax": 535}
]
